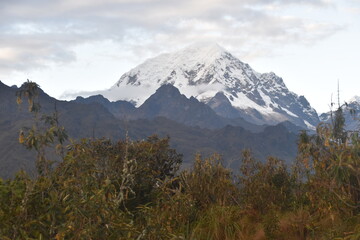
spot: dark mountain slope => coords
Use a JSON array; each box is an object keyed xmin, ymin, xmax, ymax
[
  {"xmin": 0, "ymin": 82, "xmax": 126, "ymax": 178},
  {"xmin": 123, "ymin": 117, "xmax": 298, "ymax": 169},
  {"xmin": 73, "ymin": 95, "xmax": 136, "ymax": 119},
  {"xmin": 75, "ymin": 84, "xmax": 265, "ymax": 132},
  {"xmin": 0, "ymin": 81, "xmax": 298, "ymax": 178}
]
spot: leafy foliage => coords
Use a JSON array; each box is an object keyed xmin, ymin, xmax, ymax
[{"xmin": 16, "ymin": 80, "xmax": 68, "ymax": 175}]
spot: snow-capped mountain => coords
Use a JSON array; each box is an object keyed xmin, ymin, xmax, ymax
[
  {"xmin": 350, "ymin": 96, "xmax": 360, "ymax": 104},
  {"xmin": 319, "ymin": 96, "xmax": 360, "ymax": 131},
  {"xmin": 105, "ymin": 43, "xmax": 319, "ymax": 129}
]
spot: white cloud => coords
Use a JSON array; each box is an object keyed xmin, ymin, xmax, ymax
[{"xmin": 0, "ymin": 0, "xmax": 343, "ymax": 74}]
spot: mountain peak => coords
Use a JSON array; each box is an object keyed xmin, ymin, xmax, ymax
[
  {"xmin": 349, "ymin": 96, "xmax": 360, "ymax": 104},
  {"xmin": 156, "ymin": 84, "xmax": 181, "ymax": 95},
  {"xmin": 75, "ymin": 94, "xmax": 110, "ymax": 105},
  {"xmin": 106, "ymin": 43, "xmax": 319, "ymax": 129}
]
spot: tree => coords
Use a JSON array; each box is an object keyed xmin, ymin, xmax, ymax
[
  {"xmin": 332, "ymin": 106, "xmax": 346, "ymax": 143},
  {"xmin": 16, "ymin": 80, "xmax": 68, "ymax": 175}
]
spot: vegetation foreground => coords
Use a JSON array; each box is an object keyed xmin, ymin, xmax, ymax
[{"xmin": 1, "ymin": 81, "xmax": 360, "ymax": 239}]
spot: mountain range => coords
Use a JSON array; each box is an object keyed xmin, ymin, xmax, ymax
[
  {"xmin": 1, "ymin": 43, "xmax": 359, "ymax": 178},
  {"xmin": 0, "ymin": 80, "xmax": 298, "ymax": 179}
]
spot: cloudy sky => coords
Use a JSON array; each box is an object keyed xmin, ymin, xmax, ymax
[{"xmin": 0, "ymin": 0, "xmax": 359, "ymax": 113}]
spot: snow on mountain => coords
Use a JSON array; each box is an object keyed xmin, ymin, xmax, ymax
[
  {"xmin": 349, "ymin": 96, "xmax": 360, "ymax": 104},
  {"xmin": 105, "ymin": 43, "xmax": 319, "ymax": 129},
  {"xmin": 319, "ymin": 96, "xmax": 360, "ymax": 131}
]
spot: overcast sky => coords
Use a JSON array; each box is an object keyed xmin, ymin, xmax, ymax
[{"xmin": 0, "ymin": 0, "xmax": 359, "ymax": 113}]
